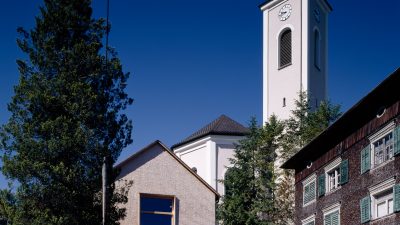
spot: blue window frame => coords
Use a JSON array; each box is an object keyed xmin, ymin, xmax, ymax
[{"xmin": 140, "ymin": 194, "xmax": 175, "ymax": 225}]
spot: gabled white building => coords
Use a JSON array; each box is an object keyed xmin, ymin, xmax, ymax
[{"xmin": 171, "ymin": 115, "xmax": 249, "ymax": 195}]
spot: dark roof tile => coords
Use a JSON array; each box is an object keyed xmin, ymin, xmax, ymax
[{"xmin": 171, "ymin": 115, "xmax": 249, "ymax": 149}]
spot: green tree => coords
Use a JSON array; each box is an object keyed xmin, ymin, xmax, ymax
[
  {"xmin": 274, "ymin": 92, "xmax": 341, "ymax": 224},
  {"xmin": 0, "ymin": 187, "xmax": 17, "ymax": 224},
  {"xmin": 218, "ymin": 116, "xmax": 283, "ymax": 225},
  {"xmin": 0, "ymin": 0, "xmax": 132, "ymax": 224}
]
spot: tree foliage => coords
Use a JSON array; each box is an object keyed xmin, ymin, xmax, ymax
[
  {"xmin": 280, "ymin": 92, "xmax": 341, "ymax": 161},
  {"xmin": 274, "ymin": 92, "xmax": 341, "ymax": 224},
  {"xmin": 218, "ymin": 116, "xmax": 283, "ymax": 225},
  {"xmin": 219, "ymin": 92, "xmax": 341, "ymax": 225},
  {"xmin": 0, "ymin": 0, "xmax": 132, "ymax": 224}
]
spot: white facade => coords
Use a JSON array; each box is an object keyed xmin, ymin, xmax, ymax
[
  {"xmin": 261, "ymin": 0, "xmax": 331, "ymax": 123},
  {"xmin": 174, "ymin": 135, "xmax": 245, "ymax": 195}
]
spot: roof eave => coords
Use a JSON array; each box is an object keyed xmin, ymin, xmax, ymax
[
  {"xmin": 171, "ymin": 131, "xmax": 248, "ymax": 150},
  {"xmin": 281, "ymin": 67, "xmax": 400, "ymax": 170}
]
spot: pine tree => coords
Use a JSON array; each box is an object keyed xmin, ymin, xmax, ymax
[
  {"xmin": 274, "ymin": 92, "xmax": 341, "ymax": 224},
  {"xmin": 218, "ymin": 117, "xmax": 283, "ymax": 225},
  {"xmin": 0, "ymin": 0, "xmax": 132, "ymax": 224}
]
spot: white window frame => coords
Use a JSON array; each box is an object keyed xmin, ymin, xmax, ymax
[
  {"xmin": 322, "ymin": 202, "xmax": 341, "ymax": 225},
  {"xmin": 369, "ymin": 122, "xmax": 395, "ymax": 169},
  {"xmin": 302, "ymin": 174, "xmax": 316, "ymax": 207},
  {"xmin": 324, "ymin": 157, "xmax": 342, "ymax": 193},
  {"xmin": 368, "ymin": 177, "xmax": 395, "ymax": 220},
  {"xmin": 301, "ymin": 214, "xmax": 315, "ymax": 225}
]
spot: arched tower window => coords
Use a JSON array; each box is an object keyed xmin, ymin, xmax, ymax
[
  {"xmin": 279, "ymin": 29, "xmax": 292, "ymax": 68},
  {"xmin": 314, "ymin": 29, "xmax": 321, "ymax": 69}
]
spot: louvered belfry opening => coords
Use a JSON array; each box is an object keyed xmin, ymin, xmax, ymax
[{"xmin": 280, "ymin": 29, "xmax": 292, "ymax": 68}]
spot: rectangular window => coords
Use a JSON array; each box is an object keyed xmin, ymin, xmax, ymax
[
  {"xmin": 369, "ymin": 177, "xmax": 396, "ymax": 221},
  {"xmin": 140, "ymin": 194, "xmax": 175, "ymax": 225},
  {"xmin": 373, "ymin": 132, "xmax": 394, "ymax": 167},
  {"xmin": 327, "ymin": 167, "xmax": 341, "ymax": 192},
  {"xmin": 303, "ymin": 175, "xmax": 316, "ymax": 206},
  {"xmin": 374, "ymin": 190, "xmax": 393, "ymax": 219},
  {"xmin": 369, "ymin": 122, "xmax": 396, "ymax": 170},
  {"xmin": 301, "ymin": 214, "xmax": 315, "ymax": 225},
  {"xmin": 324, "ymin": 210, "xmax": 339, "ymax": 225},
  {"xmin": 323, "ymin": 203, "xmax": 340, "ymax": 225},
  {"xmin": 324, "ymin": 158, "xmax": 343, "ymax": 193}
]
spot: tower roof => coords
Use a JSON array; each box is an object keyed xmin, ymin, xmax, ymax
[{"xmin": 171, "ymin": 115, "xmax": 250, "ymax": 150}]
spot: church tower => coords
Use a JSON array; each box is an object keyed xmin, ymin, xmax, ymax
[{"xmin": 260, "ymin": 0, "xmax": 332, "ymax": 123}]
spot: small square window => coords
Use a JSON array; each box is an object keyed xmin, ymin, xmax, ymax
[{"xmin": 140, "ymin": 194, "xmax": 175, "ymax": 225}]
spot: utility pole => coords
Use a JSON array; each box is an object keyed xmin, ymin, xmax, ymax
[{"xmin": 102, "ymin": 0, "xmax": 110, "ymax": 224}]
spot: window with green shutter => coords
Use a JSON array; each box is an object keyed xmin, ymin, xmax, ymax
[
  {"xmin": 303, "ymin": 180, "xmax": 316, "ymax": 206},
  {"xmin": 394, "ymin": 126, "xmax": 400, "ymax": 156},
  {"xmin": 331, "ymin": 211, "xmax": 339, "ymax": 225},
  {"xmin": 360, "ymin": 196, "xmax": 371, "ymax": 223},
  {"xmin": 360, "ymin": 145, "xmax": 371, "ymax": 174},
  {"xmin": 318, "ymin": 174, "xmax": 325, "ymax": 197},
  {"xmin": 324, "ymin": 210, "xmax": 339, "ymax": 225},
  {"xmin": 394, "ymin": 184, "xmax": 400, "ymax": 213},
  {"xmin": 305, "ymin": 221, "xmax": 315, "ymax": 225},
  {"xmin": 340, "ymin": 159, "xmax": 348, "ymax": 185}
]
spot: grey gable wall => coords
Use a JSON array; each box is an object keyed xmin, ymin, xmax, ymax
[{"xmin": 116, "ymin": 144, "xmax": 216, "ymax": 225}]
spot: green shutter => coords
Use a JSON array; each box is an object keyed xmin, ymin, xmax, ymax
[
  {"xmin": 360, "ymin": 196, "xmax": 371, "ymax": 223},
  {"xmin": 324, "ymin": 214, "xmax": 332, "ymax": 225},
  {"xmin": 331, "ymin": 211, "xmax": 339, "ymax": 225},
  {"xmin": 304, "ymin": 181, "xmax": 316, "ymax": 205},
  {"xmin": 304, "ymin": 184, "xmax": 310, "ymax": 205},
  {"xmin": 340, "ymin": 159, "xmax": 349, "ymax": 185},
  {"xmin": 394, "ymin": 126, "xmax": 400, "ymax": 156},
  {"xmin": 306, "ymin": 221, "xmax": 315, "ymax": 225},
  {"xmin": 394, "ymin": 184, "xmax": 400, "ymax": 213},
  {"xmin": 310, "ymin": 181, "xmax": 316, "ymax": 201},
  {"xmin": 318, "ymin": 174, "xmax": 325, "ymax": 197},
  {"xmin": 360, "ymin": 145, "xmax": 371, "ymax": 174}
]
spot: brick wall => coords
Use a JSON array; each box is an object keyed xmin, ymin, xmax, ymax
[{"xmin": 294, "ymin": 100, "xmax": 400, "ymax": 225}]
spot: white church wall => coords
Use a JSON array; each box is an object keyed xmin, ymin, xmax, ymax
[
  {"xmin": 263, "ymin": 0, "xmax": 304, "ymax": 122},
  {"xmin": 216, "ymin": 144, "xmax": 235, "ymax": 195},
  {"xmin": 174, "ymin": 135, "xmax": 245, "ymax": 195},
  {"xmin": 212, "ymin": 135, "xmax": 245, "ymax": 195},
  {"xmin": 262, "ymin": 0, "xmax": 330, "ymax": 123},
  {"xmin": 175, "ymin": 137, "xmax": 212, "ymax": 186},
  {"xmin": 308, "ymin": 0, "xmax": 329, "ymax": 108}
]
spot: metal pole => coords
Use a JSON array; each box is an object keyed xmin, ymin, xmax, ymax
[
  {"xmin": 102, "ymin": 0, "xmax": 110, "ymax": 224},
  {"xmin": 102, "ymin": 157, "xmax": 107, "ymax": 225}
]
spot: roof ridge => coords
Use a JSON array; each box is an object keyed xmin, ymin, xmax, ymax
[
  {"xmin": 213, "ymin": 114, "xmax": 227, "ymax": 131},
  {"xmin": 171, "ymin": 114, "xmax": 250, "ymax": 149}
]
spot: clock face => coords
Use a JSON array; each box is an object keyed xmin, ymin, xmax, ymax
[{"xmin": 279, "ymin": 4, "xmax": 292, "ymax": 21}]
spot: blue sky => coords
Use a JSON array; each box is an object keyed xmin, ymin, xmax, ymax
[{"xmin": 0, "ymin": 0, "xmax": 399, "ymax": 188}]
